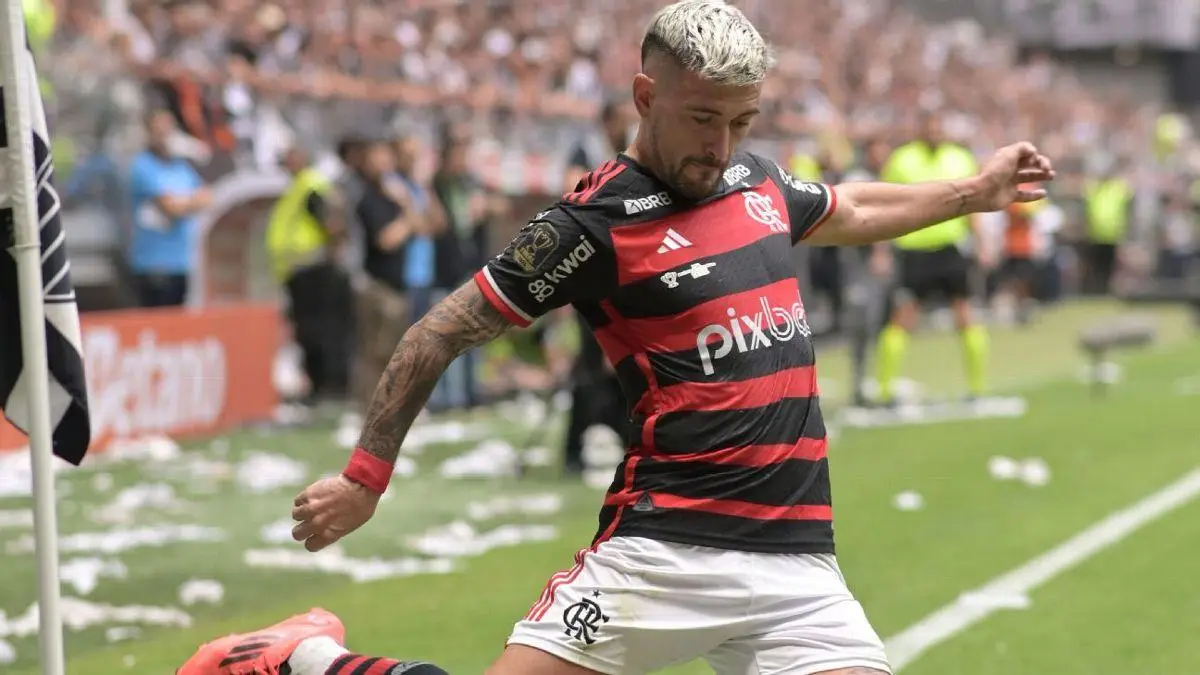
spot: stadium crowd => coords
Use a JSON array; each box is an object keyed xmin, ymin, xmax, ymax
[
  {"xmin": 29, "ymin": 0, "xmax": 1199, "ymax": 430},
  {"xmin": 41, "ymin": 0, "xmax": 1160, "ymax": 172}
]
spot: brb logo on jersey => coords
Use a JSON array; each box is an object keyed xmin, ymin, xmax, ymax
[
  {"xmin": 695, "ymin": 295, "xmax": 812, "ymax": 375},
  {"xmin": 526, "ymin": 235, "xmax": 597, "ymax": 303},
  {"xmin": 723, "ymin": 163, "xmax": 751, "ymax": 186},
  {"xmin": 624, "ymin": 191, "xmax": 673, "ymax": 215}
]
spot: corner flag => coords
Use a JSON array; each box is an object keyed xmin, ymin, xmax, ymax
[
  {"xmin": 0, "ymin": 26, "xmax": 90, "ymax": 464},
  {"xmin": 1, "ymin": 7, "xmax": 92, "ymax": 671}
]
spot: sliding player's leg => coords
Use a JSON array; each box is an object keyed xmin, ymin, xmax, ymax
[{"xmin": 176, "ymin": 608, "xmax": 449, "ymax": 675}]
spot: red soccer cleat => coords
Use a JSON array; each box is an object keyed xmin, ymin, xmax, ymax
[{"xmin": 177, "ymin": 608, "xmax": 346, "ymax": 675}]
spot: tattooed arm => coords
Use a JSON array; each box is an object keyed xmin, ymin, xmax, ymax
[{"xmin": 356, "ymin": 280, "xmax": 509, "ymax": 464}]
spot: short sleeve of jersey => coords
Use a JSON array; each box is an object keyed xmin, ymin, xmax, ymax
[
  {"xmin": 473, "ymin": 208, "xmax": 616, "ymax": 328},
  {"xmin": 755, "ymin": 156, "xmax": 838, "ymax": 245}
]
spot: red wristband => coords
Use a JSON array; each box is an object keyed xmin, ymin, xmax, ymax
[{"xmin": 342, "ymin": 448, "xmax": 392, "ymax": 495}]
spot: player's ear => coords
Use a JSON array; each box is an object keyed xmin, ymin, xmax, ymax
[{"xmin": 632, "ymin": 73, "xmax": 654, "ymax": 117}]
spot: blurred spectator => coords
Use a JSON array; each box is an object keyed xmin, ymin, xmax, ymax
[
  {"xmin": 431, "ymin": 132, "xmax": 505, "ymax": 410},
  {"xmin": 560, "ymin": 101, "xmax": 635, "ymax": 476},
  {"xmin": 390, "ymin": 134, "xmax": 446, "ymax": 322},
  {"xmin": 266, "ymin": 146, "xmax": 354, "ymax": 406},
  {"xmin": 127, "ymin": 108, "xmax": 210, "ymax": 308},
  {"xmin": 565, "ymin": 99, "xmax": 635, "ymax": 188},
  {"xmin": 1080, "ymin": 165, "xmax": 1135, "ymax": 294},
  {"xmin": 1158, "ymin": 188, "xmax": 1198, "ymax": 280},
  {"xmin": 352, "ymin": 140, "xmax": 424, "ymax": 407}
]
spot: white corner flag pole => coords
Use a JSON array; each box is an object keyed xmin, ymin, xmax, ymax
[{"xmin": 0, "ymin": 1, "xmax": 67, "ymax": 673}]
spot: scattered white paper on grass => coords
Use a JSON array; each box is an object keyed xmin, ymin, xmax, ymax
[
  {"xmin": 105, "ymin": 436, "xmax": 182, "ymax": 463},
  {"xmin": 91, "ymin": 472, "xmax": 114, "ymax": 493},
  {"xmin": 522, "ymin": 446, "xmax": 554, "ymax": 467},
  {"xmin": 179, "ymin": 579, "xmax": 225, "ymax": 606},
  {"xmin": 893, "ymin": 491, "xmax": 924, "ymax": 511},
  {"xmin": 988, "ymin": 456, "xmax": 1020, "ymax": 481},
  {"xmin": 466, "ymin": 493, "xmax": 564, "ymax": 521},
  {"xmin": 236, "ymin": 452, "xmax": 308, "ymax": 494},
  {"xmin": 1019, "ymin": 458, "xmax": 1051, "ymax": 487},
  {"xmin": 0, "ymin": 450, "xmax": 62, "ymax": 498},
  {"xmin": 393, "ymin": 456, "xmax": 418, "ymax": 478},
  {"xmin": 243, "ymin": 546, "xmax": 456, "ymax": 583},
  {"xmin": 7, "ymin": 525, "xmax": 225, "ymax": 556},
  {"xmin": 60, "ymin": 558, "xmax": 129, "ymax": 595},
  {"xmin": 92, "ymin": 483, "xmax": 184, "ymax": 525},
  {"xmin": 260, "ymin": 518, "xmax": 297, "ymax": 545},
  {"xmin": 583, "ymin": 468, "xmax": 613, "ymax": 490},
  {"xmin": 105, "ymin": 627, "xmax": 141, "ymax": 643},
  {"xmin": 438, "ymin": 440, "xmax": 520, "ymax": 479},
  {"xmin": 407, "ymin": 521, "xmax": 559, "ymax": 558},
  {"xmin": 0, "ymin": 598, "xmax": 192, "ymax": 638},
  {"xmin": 0, "ymin": 509, "xmax": 32, "ymax": 530}
]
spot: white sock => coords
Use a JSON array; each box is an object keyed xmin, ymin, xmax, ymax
[{"xmin": 287, "ymin": 636, "xmax": 348, "ymax": 675}]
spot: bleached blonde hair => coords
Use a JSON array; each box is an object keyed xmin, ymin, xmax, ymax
[{"xmin": 641, "ymin": 0, "xmax": 775, "ymax": 86}]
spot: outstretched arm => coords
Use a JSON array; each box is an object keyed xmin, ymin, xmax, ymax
[
  {"xmin": 804, "ymin": 179, "xmax": 980, "ymax": 246},
  {"xmin": 803, "ymin": 142, "xmax": 1055, "ymax": 247},
  {"xmin": 357, "ymin": 280, "xmax": 509, "ymax": 464}
]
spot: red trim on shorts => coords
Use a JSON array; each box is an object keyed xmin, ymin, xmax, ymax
[{"xmin": 527, "ymin": 548, "xmax": 592, "ymax": 622}]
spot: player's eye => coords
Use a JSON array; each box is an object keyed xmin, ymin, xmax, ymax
[{"xmin": 692, "ymin": 116, "xmax": 714, "ymax": 126}]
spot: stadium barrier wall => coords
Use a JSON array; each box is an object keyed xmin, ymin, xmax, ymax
[{"xmin": 0, "ymin": 303, "xmax": 281, "ymax": 455}]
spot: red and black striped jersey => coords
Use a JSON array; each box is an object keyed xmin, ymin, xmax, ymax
[{"xmin": 474, "ymin": 152, "xmax": 839, "ymax": 554}]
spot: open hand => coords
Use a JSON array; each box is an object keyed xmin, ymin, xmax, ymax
[
  {"xmin": 291, "ymin": 475, "xmax": 379, "ymax": 552},
  {"xmin": 975, "ymin": 142, "xmax": 1056, "ymax": 212}
]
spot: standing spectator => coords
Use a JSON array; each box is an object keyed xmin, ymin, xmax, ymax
[
  {"xmin": 390, "ymin": 134, "xmax": 454, "ymax": 409},
  {"xmin": 352, "ymin": 140, "xmax": 424, "ymax": 408},
  {"xmin": 431, "ymin": 133, "xmax": 503, "ymax": 411},
  {"xmin": 266, "ymin": 146, "xmax": 353, "ymax": 406},
  {"xmin": 127, "ymin": 108, "xmax": 210, "ymax": 308},
  {"xmin": 1159, "ymin": 188, "xmax": 1198, "ymax": 281},
  {"xmin": 560, "ymin": 99, "xmax": 634, "ymax": 476},
  {"xmin": 1080, "ymin": 164, "xmax": 1134, "ymax": 294}
]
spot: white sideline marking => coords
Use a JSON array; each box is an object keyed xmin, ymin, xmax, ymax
[{"xmin": 885, "ymin": 468, "xmax": 1200, "ymax": 671}]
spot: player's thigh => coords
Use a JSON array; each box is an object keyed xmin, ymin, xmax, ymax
[
  {"xmin": 486, "ymin": 644, "xmax": 606, "ymax": 675},
  {"xmin": 704, "ymin": 554, "xmax": 891, "ymax": 675},
  {"xmin": 507, "ymin": 537, "xmax": 741, "ymax": 675}
]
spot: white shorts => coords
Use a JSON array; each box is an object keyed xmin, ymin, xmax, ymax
[{"xmin": 507, "ymin": 537, "xmax": 891, "ymax": 675}]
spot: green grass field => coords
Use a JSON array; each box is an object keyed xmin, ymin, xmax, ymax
[{"xmin": 2, "ymin": 300, "xmax": 1199, "ymax": 674}]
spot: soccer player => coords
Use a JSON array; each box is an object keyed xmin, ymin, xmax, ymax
[{"xmin": 178, "ymin": 2, "xmax": 1054, "ymax": 674}]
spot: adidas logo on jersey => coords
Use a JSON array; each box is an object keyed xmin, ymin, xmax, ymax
[
  {"xmin": 656, "ymin": 228, "xmax": 692, "ymax": 254},
  {"xmin": 625, "ymin": 191, "xmax": 673, "ymax": 215}
]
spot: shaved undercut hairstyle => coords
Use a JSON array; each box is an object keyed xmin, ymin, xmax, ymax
[{"xmin": 640, "ymin": 0, "xmax": 775, "ymax": 86}]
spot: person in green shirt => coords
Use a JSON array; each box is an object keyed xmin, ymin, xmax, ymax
[{"xmin": 874, "ymin": 113, "xmax": 994, "ymax": 403}]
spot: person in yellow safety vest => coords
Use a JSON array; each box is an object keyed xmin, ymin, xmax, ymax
[
  {"xmin": 1080, "ymin": 168, "xmax": 1133, "ymax": 295},
  {"xmin": 873, "ymin": 112, "xmax": 994, "ymax": 404},
  {"xmin": 267, "ymin": 147, "xmax": 354, "ymax": 406}
]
